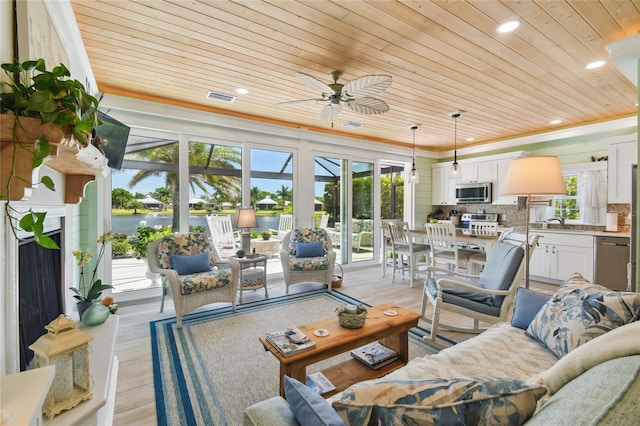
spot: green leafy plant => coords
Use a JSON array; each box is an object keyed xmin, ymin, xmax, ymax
[
  {"xmin": 131, "ymin": 223, "xmax": 172, "ymax": 259},
  {"xmin": 1, "ymin": 58, "xmax": 101, "ymax": 248},
  {"xmin": 70, "ymin": 231, "xmax": 114, "ymax": 303}
]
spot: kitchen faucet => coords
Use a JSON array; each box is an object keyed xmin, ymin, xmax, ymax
[{"xmin": 546, "ymin": 217, "xmax": 565, "ymax": 228}]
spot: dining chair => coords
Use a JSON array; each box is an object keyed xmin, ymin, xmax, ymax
[
  {"xmin": 386, "ymin": 221, "xmax": 430, "ymax": 288},
  {"xmin": 380, "ymin": 219, "xmax": 404, "ymax": 277},
  {"xmin": 467, "ymin": 221, "xmax": 499, "ymax": 274},
  {"xmin": 425, "ymin": 222, "xmax": 473, "ymax": 273}
]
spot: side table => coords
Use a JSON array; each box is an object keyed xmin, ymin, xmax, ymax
[{"xmin": 231, "ymin": 255, "xmax": 268, "ymax": 303}]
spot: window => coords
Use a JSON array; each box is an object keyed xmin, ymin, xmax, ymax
[{"xmin": 551, "ymin": 163, "xmax": 607, "ymax": 225}]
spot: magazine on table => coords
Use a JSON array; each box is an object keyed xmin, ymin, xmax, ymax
[
  {"xmin": 351, "ymin": 341, "xmax": 398, "ymax": 370},
  {"xmin": 266, "ymin": 326, "xmax": 316, "ymax": 357},
  {"xmin": 306, "ymin": 372, "xmax": 336, "ymax": 395}
]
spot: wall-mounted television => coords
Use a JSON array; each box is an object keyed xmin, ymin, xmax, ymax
[{"xmin": 94, "ymin": 110, "xmax": 130, "ymax": 170}]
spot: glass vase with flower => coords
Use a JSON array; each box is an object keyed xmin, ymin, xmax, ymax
[{"xmin": 70, "ymin": 231, "xmax": 114, "ymax": 321}]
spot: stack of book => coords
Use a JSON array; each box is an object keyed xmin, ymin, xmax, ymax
[
  {"xmin": 305, "ymin": 372, "xmax": 336, "ymax": 395},
  {"xmin": 350, "ymin": 341, "xmax": 398, "ymax": 370},
  {"xmin": 265, "ymin": 326, "xmax": 316, "ymax": 357}
]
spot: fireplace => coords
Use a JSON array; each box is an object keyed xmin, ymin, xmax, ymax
[{"xmin": 18, "ymin": 230, "xmax": 64, "ymax": 371}]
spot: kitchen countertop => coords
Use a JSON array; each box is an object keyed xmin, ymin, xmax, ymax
[{"xmin": 529, "ymin": 228, "xmax": 630, "ymax": 238}]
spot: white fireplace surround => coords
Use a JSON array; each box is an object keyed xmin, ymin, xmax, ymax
[{"xmin": 1, "ymin": 166, "xmax": 81, "ymax": 375}]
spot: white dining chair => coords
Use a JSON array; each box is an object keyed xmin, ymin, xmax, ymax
[
  {"xmin": 386, "ymin": 221, "xmax": 430, "ymax": 288},
  {"xmin": 425, "ymin": 222, "xmax": 473, "ymax": 273},
  {"xmin": 467, "ymin": 222, "xmax": 498, "ymax": 274}
]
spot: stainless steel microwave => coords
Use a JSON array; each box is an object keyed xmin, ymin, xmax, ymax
[{"xmin": 455, "ymin": 182, "xmax": 492, "ymax": 204}]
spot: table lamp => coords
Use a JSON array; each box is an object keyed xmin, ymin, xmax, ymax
[
  {"xmin": 501, "ymin": 156, "xmax": 567, "ymax": 288},
  {"xmin": 234, "ymin": 207, "xmax": 258, "ymax": 253}
]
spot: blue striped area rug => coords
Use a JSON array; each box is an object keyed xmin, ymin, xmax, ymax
[{"xmin": 150, "ymin": 289, "xmax": 447, "ymax": 426}]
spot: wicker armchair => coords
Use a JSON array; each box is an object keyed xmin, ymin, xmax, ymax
[
  {"xmin": 280, "ymin": 228, "xmax": 336, "ymax": 293},
  {"xmin": 147, "ymin": 232, "xmax": 240, "ymax": 328}
]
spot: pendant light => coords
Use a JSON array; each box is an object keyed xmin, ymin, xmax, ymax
[
  {"xmin": 449, "ymin": 110, "xmax": 464, "ymax": 178},
  {"xmin": 409, "ymin": 124, "xmax": 420, "ymax": 184}
]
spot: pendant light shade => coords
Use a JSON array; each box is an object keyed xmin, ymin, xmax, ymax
[
  {"xmin": 409, "ymin": 125, "xmax": 420, "ymax": 184},
  {"xmin": 449, "ymin": 111, "xmax": 464, "ymax": 178}
]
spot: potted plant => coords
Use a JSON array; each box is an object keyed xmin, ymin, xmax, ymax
[
  {"xmin": 1, "ymin": 58, "xmax": 101, "ymax": 248},
  {"xmin": 261, "ymin": 230, "xmax": 272, "ymax": 240},
  {"xmin": 70, "ymin": 231, "xmax": 114, "ymax": 319}
]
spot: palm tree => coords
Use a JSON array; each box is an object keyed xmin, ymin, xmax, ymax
[
  {"xmin": 128, "ymin": 142, "xmax": 240, "ymax": 230},
  {"xmin": 275, "ymin": 185, "xmax": 292, "ymax": 207},
  {"xmin": 250, "ymin": 186, "xmax": 262, "ymax": 207}
]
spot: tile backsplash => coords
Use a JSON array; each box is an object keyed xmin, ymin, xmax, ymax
[{"xmin": 430, "ymin": 203, "xmax": 631, "ymax": 233}]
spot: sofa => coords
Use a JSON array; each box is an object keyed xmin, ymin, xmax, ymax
[{"xmin": 243, "ymin": 273, "xmax": 640, "ymax": 425}]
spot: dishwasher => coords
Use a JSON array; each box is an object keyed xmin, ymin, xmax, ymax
[{"xmin": 594, "ymin": 236, "xmax": 631, "ymax": 291}]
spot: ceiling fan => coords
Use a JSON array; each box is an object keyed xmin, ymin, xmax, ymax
[{"xmin": 279, "ymin": 71, "xmax": 392, "ymax": 122}]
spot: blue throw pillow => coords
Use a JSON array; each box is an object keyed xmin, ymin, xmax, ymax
[
  {"xmin": 170, "ymin": 253, "xmax": 210, "ymax": 275},
  {"xmin": 511, "ymin": 288, "xmax": 552, "ymax": 330},
  {"xmin": 284, "ymin": 376, "xmax": 345, "ymax": 426},
  {"xmin": 296, "ymin": 241, "xmax": 324, "ymax": 257}
]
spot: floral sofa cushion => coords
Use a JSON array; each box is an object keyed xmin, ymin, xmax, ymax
[
  {"xmin": 156, "ymin": 233, "xmax": 233, "ymax": 295},
  {"xmin": 331, "ymin": 376, "xmax": 546, "ymax": 426},
  {"xmin": 526, "ymin": 273, "xmax": 640, "ymax": 358},
  {"xmin": 287, "ymin": 228, "xmax": 330, "ymax": 271}
]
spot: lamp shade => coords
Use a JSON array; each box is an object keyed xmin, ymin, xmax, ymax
[
  {"xmin": 501, "ymin": 156, "xmax": 567, "ymax": 196},
  {"xmin": 234, "ymin": 207, "xmax": 258, "ymax": 228}
]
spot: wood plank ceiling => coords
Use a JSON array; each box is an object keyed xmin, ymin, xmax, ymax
[{"xmin": 70, "ymin": 0, "xmax": 639, "ymax": 151}]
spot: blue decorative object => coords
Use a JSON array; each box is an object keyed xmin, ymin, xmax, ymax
[
  {"xmin": 81, "ymin": 303, "xmax": 110, "ymax": 326},
  {"xmin": 170, "ymin": 253, "xmax": 211, "ymax": 275},
  {"xmin": 296, "ymin": 241, "xmax": 323, "ymax": 257}
]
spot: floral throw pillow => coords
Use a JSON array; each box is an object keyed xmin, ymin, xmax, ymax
[
  {"xmin": 526, "ymin": 273, "xmax": 640, "ymax": 358},
  {"xmin": 332, "ymin": 376, "xmax": 546, "ymax": 426}
]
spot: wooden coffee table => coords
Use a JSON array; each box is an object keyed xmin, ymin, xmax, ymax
[{"xmin": 259, "ymin": 303, "xmax": 421, "ymax": 398}]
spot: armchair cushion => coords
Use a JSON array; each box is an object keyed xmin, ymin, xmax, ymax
[
  {"xmin": 288, "ymin": 256, "xmax": 330, "ymax": 271},
  {"xmin": 156, "ymin": 233, "xmax": 234, "ymax": 295},
  {"xmin": 170, "ymin": 253, "xmax": 210, "ymax": 275},
  {"xmin": 526, "ymin": 273, "xmax": 640, "ymax": 358},
  {"xmin": 288, "ymin": 228, "xmax": 330, "ymax": 255},
  {"xmin": 426, "ymin": 278, "xmax": 500, "ymax": 317},
  {"xmin": 477, "ymin": 241, "xmax": 524, "ymax": 306},
  {"xmin": 296, "ymin": 241, "xmax": 324, "ymax": 257}
]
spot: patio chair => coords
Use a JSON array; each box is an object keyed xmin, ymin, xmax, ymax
[
  {"xmin": 147, "ymin": 232, "xmax": 240, "ymax": 328},
  {"xmin": 420, "ymin": 232, "xmax": 539, "ymax": 342},
  {"xmin": 269, "ymin": 214, "xmax": 294, "ymax": 238},
  {"xmin": 280, "ymin": 228, "xmax": 336, "ymax": 293},
  {"xmin": 386, "ymin": 221, "xmax": 430, "ymax": 288},
  {"xmin": 206, "ymin": 214, "xmax": 241, "ymax": 254}
]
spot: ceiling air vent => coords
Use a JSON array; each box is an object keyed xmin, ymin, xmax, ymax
[
  {"xmin": 206, "ymin": 91, "xmax": 236, "ymax": 103},
  {"xmin": 343, "ymin": 122, "xmax": 363, "ymax": 129}
]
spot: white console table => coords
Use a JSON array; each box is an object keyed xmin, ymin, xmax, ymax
[
  {"xmin": 45, "ymin": 315, "xmax": 119, "ymax": 426},
  {"xmin": 0, "ymin": 365, "xmax": 55, "ymax": 425}
]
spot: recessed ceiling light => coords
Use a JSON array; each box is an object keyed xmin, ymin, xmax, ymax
[
  {"xmin": 585, "ymin": 60, "xmax": 606, "ymax": 70},
  {"xmin": 235, "ymin": 88, "xmax": 249, "ymax": 94},
  {"xmin": 497, "ymin": 20, "xmax": 520, "ymax": 33},
  {"xmin": 549, "ymin": 119, "xmax": 562, "ymax": 125},
  {"xmin": 465, "ymin": 137, "xmax": 475, "ymax": 142}
]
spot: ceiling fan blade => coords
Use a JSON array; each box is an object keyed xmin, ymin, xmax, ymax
[
  {"xmin": 319, "ymin": 103, "xmax": 341, "ymax": 122},
  {"xmin": 277, "ymin": 98, "xmax": 325, "ymax": 105},
  {"xmin": 296, "ymin": 72, "xmax": 335, "ymax": 95},
  {"xmin": 343, "ymin": 75, "xmax": 392, "ymax": 98},
  {"xmin": 345, "ymin": 97, "xmax": 390, "ymax": 114}
]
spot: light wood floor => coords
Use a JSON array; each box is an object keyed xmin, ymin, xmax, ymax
[{"xmin": 112, "ymin": 266, "xmax": 557, "ymax": 425}]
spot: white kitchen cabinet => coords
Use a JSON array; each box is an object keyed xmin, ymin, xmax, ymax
[
  {"xmin": 529, "ymin": 232, "xmax": 594, "ymax": 283},
  {"xmin": 432, "ymin": 165, "xmax": 456, "ymax": 205},
  {"xmin": 493, "ymin": 158, "xmax": 519, "ymax": 205},
  {"xmin": 459, "ymin": 160, "xmax": 494, "ymax": 183},
  {"xmin": 607, "ymin": 135, "xmax": 638, "ymax": 203}
]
